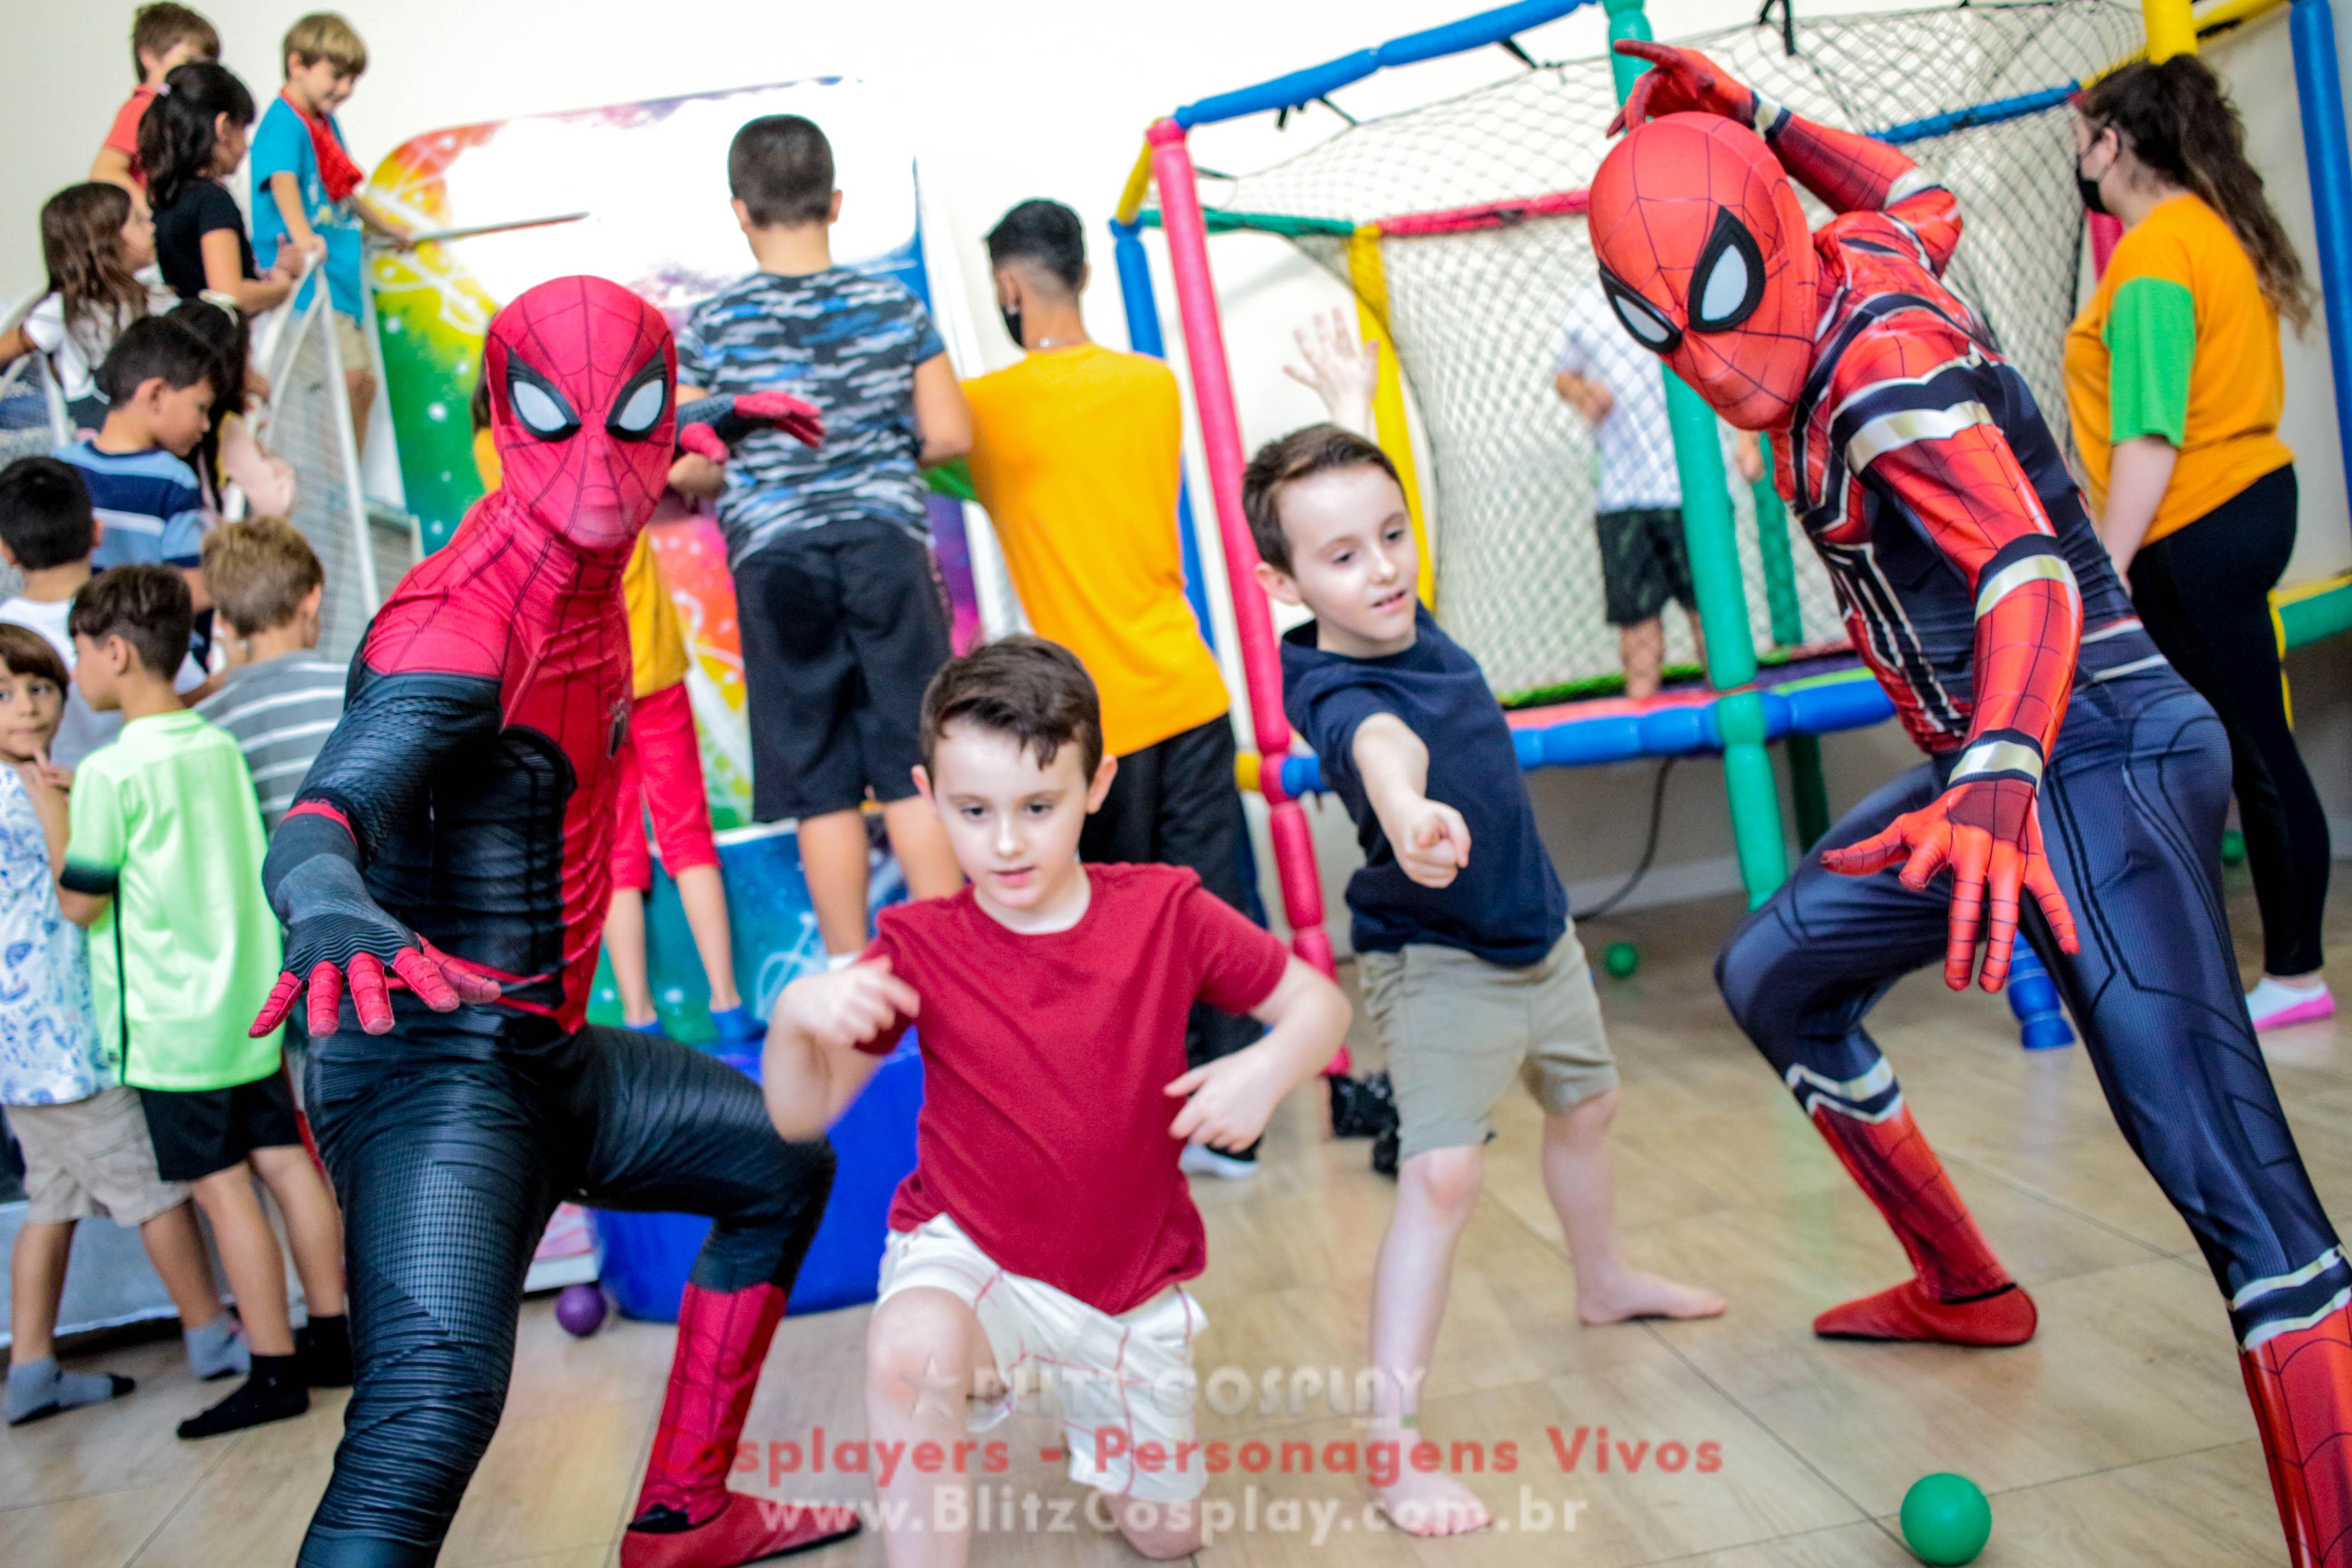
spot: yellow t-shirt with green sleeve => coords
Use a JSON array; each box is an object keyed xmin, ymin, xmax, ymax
[
  {"xmin": 963, "ymin": 344, "xmax": 1230, "ymax": 758},
  {"xmin": 2063, "ymin": 193, "xmax": 2293, "ymax": 547},
  {"xmin": 60, "ymin": 710, "xmax": 283, "ymax": 1090}
]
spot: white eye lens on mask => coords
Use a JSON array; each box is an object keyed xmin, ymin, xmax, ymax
[
  {"xmin": 610, "ymin": 378, "xmax": 666, "ymax": 438},
  {"xmin": 511, "ymin": 380, "xmax": 571, "ymax": 437}
]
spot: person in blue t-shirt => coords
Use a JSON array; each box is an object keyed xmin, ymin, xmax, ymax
[
  {"xmin": 248, "ymin": 13, "xmax": 408, "ymax": 452},
  {"xmin": 1248, "ymin": 421, "xmax": 1723, "ymax": 1537}
]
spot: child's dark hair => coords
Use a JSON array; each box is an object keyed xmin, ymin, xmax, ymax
[
  {"xmin": 70, "ymin": 564, "xmax": 192, "ymax": 678},
  {"xmin": 2081, "ymin": 56, "xmax": 2310, "ymax": 333},
  {"xmin": 138, "ymin": 60, "xmax": 255, "ymax": 211},
  {"xmin": 42, "ymin": 183, "xmax": 149, "ymax": 363},
  {"xmin": 202, "ymin": 516, "xmax": 323, "ymax": 637},
  {"xmin": 131, "ymin": 3, "xmax": 219, "ymax": 83},
  {"xmin": 920, "ymin": 635, "xmax": 1104, "ymax": 781},
  {"xmin": 1241, "ymin": 423, "xmax": 1402, "ymax": 574},
  {"xmin": 96, "ymin": 314, "xmax": 219, "ymax": 408},
  {"xmin": 0, "ymin": 457, "xmax": 97, "ymax": 572},
  {"xmin": 728, "ymin": 116, "xmax": 835, "ymax": 228},
  {"xmin": 165, "ymin": 298, "xmax": 247, "ymax": 493},
  {"xmin": 470, "ymin": 362, "xmax": 492, "ymax": 434},
  {"xmin": 985, "ymin": 200, "xmax": 1086, "ymax": 293},
  {"xmin": 0, "ymin": 624, "xmax": 70, "ymax": 694}
]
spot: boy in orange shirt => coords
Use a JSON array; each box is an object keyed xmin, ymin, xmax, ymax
[{"xmin": 90, "ymin": 5, "xmax": 219, "ymax": 195}]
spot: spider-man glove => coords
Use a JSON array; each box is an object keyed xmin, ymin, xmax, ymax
[
  {"xmin": 253, "ymin": 849, "xmax": 503, "ymax": 1038},
  {"xmin": 1607, "ymin": 41, "xmax": 1760, "ymax": 134},
  {"xmin": 1820, "ymin": 774, "xmax": 2080, "ymax": 994},
  {"xmin": 676, "ymin": 392, "xmax": 824, "ymax": 463}
]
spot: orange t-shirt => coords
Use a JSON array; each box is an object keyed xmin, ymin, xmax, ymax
[{"xmin": 104, "ymin": 88, "xmax": 156, "ymax": 189}]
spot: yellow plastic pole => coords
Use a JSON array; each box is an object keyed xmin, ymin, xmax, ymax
[
  {"xmin": 2145, "ymin": 0, "xmax": 2199, "ymax": 58},
  {"xmin": 1345, "ymin": 225, "xmax": 1436, "ymax": 607},
  {"xmin": 1115, "ymin": 141, "xmax": 1156, "ymax": 227}
]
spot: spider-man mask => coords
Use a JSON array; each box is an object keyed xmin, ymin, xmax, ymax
[
  {"xmin": 1588, "ymin": 113, "xmax": 1820, "ymax": 431},
  {"xmin": 483, "ymin": 276, "xmax": 676, "ymax": 553}
]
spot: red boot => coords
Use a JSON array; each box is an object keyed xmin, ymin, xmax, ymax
[
  {"xmin": 2241, "ymin": 1306, "xmax": 2352, "ymax": 1567},
  {"xmin": 623, "ymin": 1282, "xmax": 861, "ymax": 1568},
  {"xmin": 1814, "ymin": 1279, "xmax": 2038, "ymax": 1346}
]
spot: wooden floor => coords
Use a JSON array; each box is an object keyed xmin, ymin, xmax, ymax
[{"xmin": 10, "ymin": 871, "xmax": 2347, "ymax": 1567}]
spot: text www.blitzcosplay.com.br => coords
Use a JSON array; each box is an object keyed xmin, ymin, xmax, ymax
[{"xmin": 762, "ymin": 1486, "xmax": 1599, "ymax": 1543}]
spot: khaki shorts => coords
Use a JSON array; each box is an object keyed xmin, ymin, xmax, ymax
[
  {"xmin": 1359, "ymin": 927, "xmax": 1617, "ymax": 1164},
  {"xmin": 7, "ymin": 1085, "xmax": 188, "ymax": 1225},
  {"xmin": 877, "ymin": 1213, "xmax": 1209, "ymax": 1503},
  {"xmin": 333, "ymin": 311, "xmax": 373, "ymax": 377}
]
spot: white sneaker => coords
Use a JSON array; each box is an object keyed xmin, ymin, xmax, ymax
[
  {"xmin": 1179, "ymin": 1143, "xmax": 1259, "ymax": 1181},
  {"xmin": 2248, "ymin": 976, "xmax": 2335, "ymax": 1031}
]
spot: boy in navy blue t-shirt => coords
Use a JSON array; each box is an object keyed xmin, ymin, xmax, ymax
[{"xmin": 1245, "ymin": 423, "xmax": 1724, "ymax": 1536}]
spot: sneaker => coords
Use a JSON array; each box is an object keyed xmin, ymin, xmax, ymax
[
  {"xmin": 177, "ymin": 1356, "xmax": 308, "ymax": 1439},
  {"xmin": 2249, "ymin": 977, "xmax": 2335, "ymax": 1031},
  {"xmin": 1179, "ymin": 1143, "xmax": 1258, "ymax": 1181},
  {"xmin": 297, "ymin": 1315, "xmax": 352, "ymax": 1388},
  {"xmin": 1371, "ymin": 1127, "xmax": 1400, "ymax": 1180},
  {"xmin": 708, "ymin": 1004, "xmax": 767, "ymax": 1048},
  {"xmin": 626, "ymin": 1017, "xmax": 671, "ymax": 1040}
]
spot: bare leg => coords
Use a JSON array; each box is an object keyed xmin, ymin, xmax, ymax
[
  {"xmin": 673, "ymin": 863, "xmax": 742, "ymax": 1010},
  {"xmin": 138, "ymin": 1202, "xmax": 225, "ymax": 1330},
  {"xmin": 1541, "ymin": 1091, "xmax": 1723, "ymax": 1324},
  {"xmin": 1684, "ymin": 607, "xmax": 1708, "ymax": 675},
  {"xmin": 1619, "ymin": 618, "xmax": 1665, "ymax": 701},
  {"xmin": 9, "ymin": 1219, "xmax": 74, "ymax": 1364},
  {"xmin": 1107, "ymin": 1493, "xmax": 1203, "ymax": 1559},
  {"xmin": 346, "ymin": 368, "xmax": 376, "ymax": 459},
  {"xmin": 606, "ymin": 886, "xmax": 658, "ymax": 1025},
  {"xmin": 798, "ymin": 808, "xmax": 874, "ymax": 956},
  {"xmin": 1366, "ymin": 1145, "xmax": 1492, "ymax": 1536},
  {"xmin": 249, "ymin": 1145, "xmax": 345, "ymax": 1319},
  {"xmin": 867, "ymin": 1286, "xmax": 998, "ymax": 1568},
  {"xmin": 881, "ymin": 796, "xmax": 964, "ymax": 901},
  {"xmin": 188, "ymin": 1167, "xmax": 294, "ymax": 1356}
]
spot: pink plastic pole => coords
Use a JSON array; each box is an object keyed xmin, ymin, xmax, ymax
[
  {"xmin": 2088, "ymin": 211, "xmax": 2122, "ymax": 276},
  {"xmin": 1147, "ymin": 117, "xmax": 1339, "ymax": 988}
]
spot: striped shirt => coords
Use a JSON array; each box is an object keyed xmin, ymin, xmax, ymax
[
  {"xmin": 52, "ymin": 441, "xmax": 206, "ymax": 570},
  {"xmin": 195, "ymin": 653, "xmax": 347, "ymax": 832}
]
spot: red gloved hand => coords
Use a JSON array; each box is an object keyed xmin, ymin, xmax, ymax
[
  {"xmin": 1607, "ymin": 40, "xmax": 1759, "ymax": 135},
  {"xmin": 676, "ymin": 391, "xmax": 824, "ymax": 463},
  {"xmin": 1819, "ymin": 777, "xmax": 2080, "ymax": 992}
]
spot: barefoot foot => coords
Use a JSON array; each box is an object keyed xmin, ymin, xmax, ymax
[
  {"xmin": 1373, "ymin": 1467, "xmax": 1492, "ymax": 1537},
  {"xmin": 1577, "ymin": 1268, "xmax": 1727, "ymax": 1325}
]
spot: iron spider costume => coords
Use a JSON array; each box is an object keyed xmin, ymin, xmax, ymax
[
  {"xmin": 258, "ymin": 277, "xmax": 854, "ymax": 1568},
  {"xmin": 1593, "ymin": 43, "xmax": 2352, "ymax": 1566}
]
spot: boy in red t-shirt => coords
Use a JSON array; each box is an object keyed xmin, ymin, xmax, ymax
[
  {"xmin": 765, "ymin": 636, "xmax": 1349, "ymax": 1560},
  {"xmin": 91, "ymin": 5, "xmax": 220, "ymax": 194}
]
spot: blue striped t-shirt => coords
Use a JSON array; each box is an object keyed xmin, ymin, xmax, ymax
[{"xmin": 53, "ymin": 441, "xmax": 205, "ymax": 570}]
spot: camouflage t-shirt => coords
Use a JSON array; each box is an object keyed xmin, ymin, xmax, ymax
[{"xmin": 676, "ymin": 267, "xmax": 946, "ymax": 566}]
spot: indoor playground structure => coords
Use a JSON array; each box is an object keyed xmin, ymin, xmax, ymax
[{"xmin": 1108, "ymin": 0, "xmax": 2352, "ymax": 1000}]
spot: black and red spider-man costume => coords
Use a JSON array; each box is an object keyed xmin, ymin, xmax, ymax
[
  {"xmin": 1594, "ymin": 43, "xmax": 2352, "ymax": 1567},
  {"xmin": 258, "ymin": 276, "xmax": 855, "ymax": 1568}
]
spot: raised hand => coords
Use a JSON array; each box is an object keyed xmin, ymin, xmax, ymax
[
  {"xmin": 1820, "ymin": 777, "xmax": 2079, "ymax": 992},
  {"xmin": 676, "ymin": 391, "xmax": 824, "ymax": 462},
  {"xmin": 1280, "ymin": 307, "xmax": 1381, "ymax": 439},
  {"xmin": 1607, "ymin": 40, "xmax": 1759, "ymax": 134},
  {"xmin": 780, "ymin": 956, "xmax": 919, "ymax": 1054},
  {"xmin": 253, "ymin": 855, "xmax": 503, "ymax": 1037}
]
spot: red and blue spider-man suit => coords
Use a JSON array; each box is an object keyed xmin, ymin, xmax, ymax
[
  {"xmin": 1594, "ymin": 43, "xmax": 2352, "ymax": 1567},
  {"xmin": 257, "ymin": 276, "xmax": 856, "ymax": 1568}
]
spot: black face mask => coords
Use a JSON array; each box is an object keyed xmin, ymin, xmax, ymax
[
  {"xmin": 1000, "ymin": 305, "xmax": 1023, "ymax": 348},
  {"xmin": 2078, "ymin": 167, "xmax": 2111, "ymax": 217}
]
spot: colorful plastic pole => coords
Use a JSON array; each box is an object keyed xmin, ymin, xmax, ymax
[
  {"xmin": 1346, "ymin": 225, "xmax": 1437, "ymax": 607},
  {"xmin": 2142, "ymin": 0, "xmax": 2198, "ymax": 60},
  {"xmin": 1109, "ymin": 216, "xmax": 1217, "ymax": 647},
  {"xmin": 1606, "ymin": 0, "xmax": 1788, "ymax": 903},
  {"xmin": 1749, "ymin": 435, "xmax": 1831, "ymax": 848},
  {"xmin": 1147, "ymin": 118, "xmax": 1338, "ymax": 980},
  {"xmin": 2289, "ymin": 0, "xmax": 2352, "ymax": 525}
]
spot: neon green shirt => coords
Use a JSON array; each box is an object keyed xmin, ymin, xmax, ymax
[{"xmin": 62, "ymin": 709, "xmax": 283, "ymax": 1090}]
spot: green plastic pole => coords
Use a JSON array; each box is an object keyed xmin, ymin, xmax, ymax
[
  {"xmin": 1606, "ymin": 0, "xmax": 1788, "ymax": 904},
  {"xmin": 1749, "ymin": 434, "xmax": 1832, "ymax": 848}
]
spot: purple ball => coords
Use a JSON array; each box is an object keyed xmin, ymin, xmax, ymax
[{"xmin": 556, "ymin": 1283, "xmax": 608, "ymax": 1337}]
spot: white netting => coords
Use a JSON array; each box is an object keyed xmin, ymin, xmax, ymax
[{"xmin": 1212, "ymin": 1, "xmax": 2142, "ymax": 698}]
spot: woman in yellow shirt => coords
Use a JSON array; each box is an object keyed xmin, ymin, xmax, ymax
[{"xmin": 2064, "ymin": 57, "xmax": 2329, "ymax": 1028}]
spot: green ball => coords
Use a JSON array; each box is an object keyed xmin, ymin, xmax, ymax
[
  {"xmin": 1900, "ymin": 1473, "xmax": 1991, "ymax": 1565},
  {"xmin": 1603, "ymin": 941, "xmax": 1640, "ymax": 978},
  {"xmin": 2221, "ymin": 828, "xmax": 2248, "ymax": 866}
]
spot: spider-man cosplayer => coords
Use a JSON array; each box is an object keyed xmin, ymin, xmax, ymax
[
  {"xmin": 1593, "ymin": 41, "xmax": 2352, "ymax": 1566},
  {"xmin": 255, "ymin": 276, "xmax": 857, "ymax": 1568}
]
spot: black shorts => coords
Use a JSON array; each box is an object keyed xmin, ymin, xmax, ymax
[
  {"xmin": 1594, "ymin": 506, "xmax": 1695, "ymax": 626},
  {"xmin": 734, "ymin": 518, "xmax": 954, "ymax": 822},
  {"xmin": 140, "ymin": 1068, "xmax": 303, "ymax": 1182}
]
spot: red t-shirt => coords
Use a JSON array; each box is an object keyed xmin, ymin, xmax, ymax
[
  {"xmin": 105, "ymin": 88, "xmax": 157, "ymax": 189},
  {"xmin": 859, "ymin": 863, "xmax": 1287, "ymax": 1315}
]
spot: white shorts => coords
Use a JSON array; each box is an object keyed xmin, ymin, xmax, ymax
[{"xmin": 876, "ymin": 1213, "xmax": 1209, "ymax": 1503}]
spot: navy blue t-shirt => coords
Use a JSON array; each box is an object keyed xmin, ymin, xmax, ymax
[{"xmin": 1282, "ymin": 608, "xmax": 1567, "ymax": 966}]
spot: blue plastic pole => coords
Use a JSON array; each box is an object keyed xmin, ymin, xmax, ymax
[
  {"xmin": 2290, "ymin": 0, "xmax": 2352, "ymax": 529},
  {"xmin": 1110, "ymin": 217, "xmax": 1216, "ymax": 648}
]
